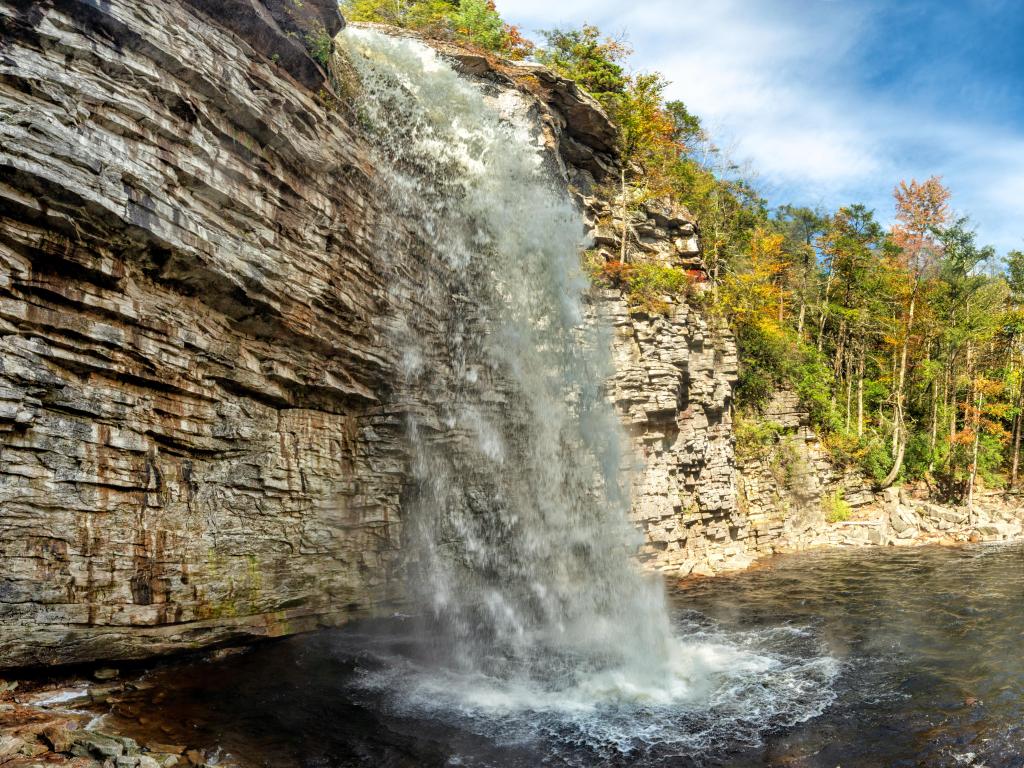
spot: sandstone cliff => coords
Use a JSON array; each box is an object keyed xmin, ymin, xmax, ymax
[{"xmin": 0, "ymin": 0, "xmax": 406, "ymax": 667}]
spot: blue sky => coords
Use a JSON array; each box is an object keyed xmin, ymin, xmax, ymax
[{"xmin": 497, "ymin": 0, "xmax": 1024, "ymax": 255}]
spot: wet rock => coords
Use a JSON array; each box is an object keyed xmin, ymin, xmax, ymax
[
  {"xmin": 40, "ymin": 724, "xmax": 78, "ymax": 754},
  {"xmin": 0, "ymin": 736, "xmax": 27, "ymax": 757},
  {"xmin": 70, "ymin": 734, "xmax": 125, "ymax": 760}
]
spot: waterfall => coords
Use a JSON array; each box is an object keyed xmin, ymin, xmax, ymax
[
  {"xmin": 345, "ymin": 26, "xmax": 673, "ymax": 679},
  {"xmin": 340, "ymin": 27, "xmax": 838, "ymax": 758}
]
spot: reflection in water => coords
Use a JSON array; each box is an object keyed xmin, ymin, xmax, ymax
[{"xmin": 105, "ymin": 543, "xmax": 1024, "ymax": 767}]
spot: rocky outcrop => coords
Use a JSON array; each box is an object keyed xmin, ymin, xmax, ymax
[
  {"xmin": 0, "ymin": 0, "xmax": 412, "ymax": 668},
  {"xmin": 572, "ymin": 188, "xmax": 743, "ymax": 574},
  {"xmin": 608, "ymin": 289, "xmax": 741, "ymax": 574},
  {"xmin": 735, "ymin": 390, "xmax": 1024, "ymax": 557},
  {"xmin": 737, "ymin": 390, "xmax": 874, "ymax": 556},
  {"xmin": 1, "ymin": 674, "xmax": 203, "ymax": 768},
  {"xmin": 182, "ymin": 0, "xmax": 345, "ymax": 91}
]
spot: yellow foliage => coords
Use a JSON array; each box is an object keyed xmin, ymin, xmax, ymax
[{"xmin": 715, "ymin": 226, "xmax": 789, "ymax": 336}]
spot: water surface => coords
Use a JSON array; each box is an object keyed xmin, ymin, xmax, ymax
[{"xmin": 107, "ymin": 543, "xmax": 1024, "ymax": 767}]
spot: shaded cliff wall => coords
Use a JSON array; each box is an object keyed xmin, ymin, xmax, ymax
[{"xmin": 0, "ymin": 0, "xmax": 414, "ymax": 667}]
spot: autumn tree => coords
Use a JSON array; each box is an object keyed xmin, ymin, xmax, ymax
[
  {"xmin": 342, "ymin": 0, "xmax": 533, "ymax": 58},
  {"xmin": 773, "ymin": 205, "xmax": 827, "ymax": 340},
  {"xmin": 878, "ymin": 176, "xmax": 952, "ymax": 488},
  {"xmin": 817, "ymin": 205, "xmax": 886, "ymax": 436}
]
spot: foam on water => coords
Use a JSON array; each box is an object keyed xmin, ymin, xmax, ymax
[{"xmin": 354, "ymin": 618, "xmax": 839, "ymax": 761}]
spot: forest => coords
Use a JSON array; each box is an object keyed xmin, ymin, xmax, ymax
[{"xmin": 341, "ymin": 0, "xmax": 1024, "ymax": 505}]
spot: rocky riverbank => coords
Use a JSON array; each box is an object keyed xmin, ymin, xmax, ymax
[{"xmin": 0, "ymin": 673, "xmax": 219, "ymax": 768}]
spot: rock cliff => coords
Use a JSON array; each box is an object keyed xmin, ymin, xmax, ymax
[
  {"xmin": 4, "ymin": 0, "xmax": 1014, "ymax": 672},
  {"xmin": 0, "ymin": 1, "xmax": 676, "ymax": 668},
  {"xmin": 0, "ymin": 0, "xmax": 404, "ymax": 667}
]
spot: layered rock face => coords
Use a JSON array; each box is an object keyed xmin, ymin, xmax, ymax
[
  {"xmin": 0, "ymin": 0, "xmax": 410, "ymax": 667},
  {"xmin": 737, "ymin": 390, "xmax": 874, "ymax": 554},
  {"xmin": 735, "ymin": 390, "xmax": 1023, "ymax": 555},
  {"xmin": 588, "ymin": 205, "xmax": 742, "ymax": 574},
  {"xmin": 0, "ymin": 2, "xmax": 672, "ymax": 668},
  {"xmin": 607, "ymin": 287, "xmax": 740, "ymax": 574}
]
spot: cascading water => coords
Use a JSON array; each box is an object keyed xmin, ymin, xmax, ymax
[
  {"xmin": 342, "ymin": 27, "xmax": 838, "ymax": 761},
  {"xmin": 346, "ymin": 25, "xmax": 671, "ymax": 680}
]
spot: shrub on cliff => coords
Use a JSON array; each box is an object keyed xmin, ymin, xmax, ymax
[
  {"xmin": 341, "ymin": 0, "xmax": 533, "ymax": 58},
  {"xmin": 591, "ymin": 259, "xmax": 698, "ymax": 316},
  {"xmin": 823, "ymin": 491, "xmax": 852, "ymax": 523},
  {"xmin": 535, "ymin": 25, "xmax": 629, "ymax": 103}
]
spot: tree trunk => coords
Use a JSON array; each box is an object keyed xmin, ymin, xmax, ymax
[
  {"xmin": 1012, "ymin": 372, "xmax": 1024, "ymax": 488},
  {"xmin": 928, "ymin": 374, "xmax": 938, "ymax": 472},
  {"xmin": 817, "ymin": 273, "xmax": 834, "ymax": 353},
  {"xmin": 834, "ymin": 319, "xmax": 846, "ymax": 378},
  {"xmin": 619, "ymin": 168, "xmax": 629, "ymax": 263},
  {"xmin": 845, "ymin": 348, "xmax": 852, "ymax": 432},
  {"xmin": 857, "ymin": 344, "xmax": 865, "ymax": 439},
  {"xmin": 879, "ymin": 280, "xmax": 918, "ymax": 489},
  {"xmin": 967, "ymin": 387, "xmax": 983, "ymax": 513}
]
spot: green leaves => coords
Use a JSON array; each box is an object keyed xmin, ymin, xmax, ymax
[{"xmin": 535, "ymin": 26, "xmax": 630, "ymax": 101}]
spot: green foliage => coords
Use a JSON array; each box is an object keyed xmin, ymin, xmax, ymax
[
  {"xmin": 792, "ymin": 347, "xmax": 841, "ymax": 432},
  {"xmin": 733, "ymin": 323, "xmax": 788, "ymax": 409},
  {"xmin": 860, "ymin": 437, "xmax": 897, "ymax": 485},
  {"xmin": 1006, "ymin": 249, "xmax": 1024, "ymax": 299},
  {"xmin": 342, "ymin": 0, "xmax": 455, "ymax": 28},
  {"xmin": 592, "ymin": 260, "xmax": 696, "ymax": 316},
  {"xmin": 535, "ymin": 25, "xmax": 629, "ymax": 101},
  {"xmin": 305, "ymin": 23, "xmax": 334, "ymax": 65},
  {"xmin": 664, "ymin": 100, "xmax": 703, "ymax": 147},
  {"xmin": 449, "ymin": 0, "xmax": 505, "ymax": 52},
  {"xmin": 341, "ymin": 0, "xmax": 532, "ymax": 57},
  {"xmin": 734, "ymin": 415, "xmax": 784, "ymax": 463},
  {"xmin": 822, "ymin": 490, "xmax": 852, "ymax": 523},
  {"xmin": 626, "ymin": 262, "xmax": 693, "ymax": 312},
  {"xmin": 977, "ymin": 433, "xmax": 1008, "ymax": 487},
  {"xmin": 769, "ymin": 435, "xmax": 802, "ymax": 489},
  {"xmin": 903, "ymin": 432, "xmax": 937, "ymax": 480}
]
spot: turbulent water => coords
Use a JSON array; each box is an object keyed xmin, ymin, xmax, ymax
[
  {"xmin": 104, "ymin": 544, "xmax": 1024, "ymax": 767},
  {"xmin": 336, "ymin": 25, "xmax": 836, "ymax": 746}
]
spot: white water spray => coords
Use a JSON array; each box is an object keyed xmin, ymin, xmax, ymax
[{"xmin": 342, "ymin": 28, "xmax": 837, "ymax": 758}]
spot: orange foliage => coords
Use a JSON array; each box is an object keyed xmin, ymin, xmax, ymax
[
  {"xmin": 891, "ymin": 176, "xmax": 952, "ymax": 273},
  {"xmin": 597, "ymin": 260, "xmax": 634, "ymax": 286}
]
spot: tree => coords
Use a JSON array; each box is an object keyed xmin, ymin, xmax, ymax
[
  {"xmin": 773, "ymin": 205, "xmax": 827, "ymax": 339},
  {"xmin": 817, "ymin": 205, "xmax": 885, "ymax": 436},
  {"xmin": 878, "ymin": 176, "xmax": 952, "ymax": 488},
  {"xmin": 1006, "ymin": 249, "xmax": 1024, "ymax": 486},
  {"xmin": 341, "ymin": 0, "xmax": 532, "ymax": 58},
  {"xmin": 536, "ymin": 25, "xmax": 630, "ymax": 103},
  {"xmin": 342, "ymin": 0, "xmax": 455, "ymax": 29}
]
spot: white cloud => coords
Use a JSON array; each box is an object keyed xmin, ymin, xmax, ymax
[{"xmin": 496, "ymin": 0, "xmax": 1023, "ymax": 253}]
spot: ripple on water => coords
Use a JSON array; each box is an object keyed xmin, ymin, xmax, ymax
[{"xmin": 350, "ymin": 620, "xmax": 840, "ymax": 766}]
